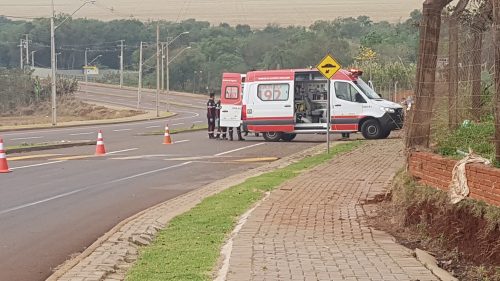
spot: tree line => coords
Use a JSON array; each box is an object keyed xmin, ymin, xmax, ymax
[{"xmin": 0, "ymin": 12, "xmax": 421, "ymax": 96}]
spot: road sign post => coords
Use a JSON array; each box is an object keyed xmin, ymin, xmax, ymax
[{"xmin": 316, "ymin": 54, "xmax": 342, "ymax": 154}]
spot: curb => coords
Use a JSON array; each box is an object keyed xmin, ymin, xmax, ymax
[
  {"xmin": 0, "ymin": 113, "xmax": 177, "ymax": 133},
  {"xmin": 415, "ymin": 249, "xmax": 459, "ymax": 281},
  {"xmin": 6, "ymin": 141, "xmax": 95, "ymax": 154},
  {"xmin": 47, "ymin": 142, "xmax": 332, "ymax": 281},
  {"xmin": 85, "ymin": 82, "xmax": 207, "ymax": 100}
]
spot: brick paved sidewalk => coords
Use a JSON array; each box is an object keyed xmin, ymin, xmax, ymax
[{"xmin": 226, "ymin": 139, "xmax": 438, "ymax": 281}]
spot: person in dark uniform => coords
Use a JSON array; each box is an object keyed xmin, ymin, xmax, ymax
[
  {"xmin": 228, "ymin": 125, "xmax": 245, "ymax": 141},
  {"xmin": 207, "ymin": 93, "xmax": 216, "ymax": 139}
]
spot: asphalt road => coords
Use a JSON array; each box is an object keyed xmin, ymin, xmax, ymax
[{"xmin": 0, "ymin": 84, "xmax": 329, "ymax": 281}]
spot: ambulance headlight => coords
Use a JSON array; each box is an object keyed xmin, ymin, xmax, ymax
[{"xmin": 381, "ymin": 107, "xmax": 395, "ymax": 114}]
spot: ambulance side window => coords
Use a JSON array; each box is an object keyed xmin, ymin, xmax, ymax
[
  {"xmin": 225, "ymin": 86, "xmax": 239, "ymax": 99},
  {"xmin": 334, "ymin": 82, "xmax": 366, "ymax": 103},
  {"xmin": 257, "ymin": 84, "xmax": 289, "ymax": 101}
]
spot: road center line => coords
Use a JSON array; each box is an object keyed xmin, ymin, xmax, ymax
[
  {"xmin": 172, "ymin": 123, "xmax": 184, "ymax": 126},
  {"xmin": 145, "ymin": 125, "xmax": 161, "ymax": 129},
  {"xmin": 69, "ymin": 132, "xmax": 94, "ymax": 136},
  {"xmin": 10, "ymin": 136, "xmax": 44, "ymax": 141},
  {"xmin": 112, "ymin": 129, "xmax": 132, "ymax": 132},
  {"xmin": 110, "ymin": 161, "xmax": 192, "ymax": 183},
  {"xmin": 106, "ymin": 148, "xmax": 138, "ymax": 155},
  {"xmin": 10, "ymin": 160, "xmax": 67, "ymax": 170},
  {"xmin": 174, "ymin": 140, "xmax": 190, "ymax": 144},
  {"xmin": 0, "ymin": 161, "xmax": 192, "ymax": 216},
  {"xmin": 214, "ymin": 143, "xmax": 265, "ymax": 156}
]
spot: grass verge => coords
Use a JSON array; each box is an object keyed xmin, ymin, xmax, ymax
[
  {"xmin": 137, "ymin": 124, "xmax": 208, "ymax": 136},
  {"xmin": 126, "ymin": 141, "xmax": 362, "ymax": 281},
  {"xmin": 6, "ymin": 140, "xmax": 95, "ymax": 154}
]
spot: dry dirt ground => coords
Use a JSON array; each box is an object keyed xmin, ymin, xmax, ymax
[
  {"xmin": 0, "ymin": 98, "xmax": 142, "ymax": 127},
  {"xmin": 3, "ymin": 0, "xmax": 421, "ymax": 27},
  {"xmin": 364, "ymin": 174, "xmax": 500, "ymax": 281}
]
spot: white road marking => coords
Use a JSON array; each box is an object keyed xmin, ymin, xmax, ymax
[
  {"xmin": 69, "ymin": 132, "xmax": 94, "ymax": 136},
  {"xmin": 2, "ymin": 111, "xmax": 200, "ymax": 137},
  {"xmin": 214, "ymin": 143, "xmax": 266, "ymax": 156},
  {"xmin": 145, "ymin": 125, "xmax": 161, "ymax": 129},
  {"xmin": 0, "ymin": 161, "xmax": 192, "ymax": 216},
  {"xmin": 10, "ymin": 136, "xmax": 44, "ymax": 141},
  {"xmin": 174, "ymin": 140, "xmax": 190, "ymax": 144},
  {"xmin": 112, "ymin": 128, "xmax": 132, "ymax": 132},
  {"xmin": 0, "ymin": 188, "xmax": 85, "ymax": 216},
  {"xmin": 172, "ymin": 123, "xmax": 184, "ymax": 126},
  {"xmin": 106, "ymin": 148, "xmax": 138, "ymax": 155},
  {"xmin": 10, "ymin": 160, "xmax": 66, "ymax": 170},
  {"xmin": 110, "ymin": 161, "xmax": 192, "ymax": 183}
]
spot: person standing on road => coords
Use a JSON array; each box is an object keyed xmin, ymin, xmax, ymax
[
  {"xmin": 207, "ymin": 92, "xmax": 216, "ymax": 139},
  {"xmin": 215, "ymin": 100, "xmax": 227, "ymax": 140}
]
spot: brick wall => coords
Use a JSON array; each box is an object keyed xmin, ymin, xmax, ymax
[{"xmin": 408, "ymin": 152, "xmax": 500, "ymax": 207}]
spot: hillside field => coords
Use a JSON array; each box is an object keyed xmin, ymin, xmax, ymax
[{"xmin": 2, "ymin": 0, "xmax": 421, "ymax": 26}]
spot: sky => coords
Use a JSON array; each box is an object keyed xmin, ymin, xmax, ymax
[{"xmin": 0, "ymin": 0, "xmax": 422, "ymax": 27}]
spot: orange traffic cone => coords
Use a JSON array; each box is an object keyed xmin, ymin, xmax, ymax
[
  {"xmin": 95, "ymin": 130, "xmax": 106, "ymax": 155},
  {"xmin": 0, "ymin": 138, "xmax": 11, "ymax": 173},
  {"xmin": 163, "ymin": 124, "xmax": 173, "ymax": 144}
]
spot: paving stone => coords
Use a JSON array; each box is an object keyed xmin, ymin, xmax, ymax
[{"xmin": 226, "ymin": 140, "xmax": 438, "ymax": 281}]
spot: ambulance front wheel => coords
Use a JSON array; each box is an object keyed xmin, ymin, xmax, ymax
[
  {"xmin": 263, "ymin": 132, "xmax": 283, "ymax": 142},
  {"xmin": 281, "ymin": 133, "xmax": 297, "ymax": 142},
  {"xmin": 361, "ymin": 119, "xmax": 383, "ymax": 139}
]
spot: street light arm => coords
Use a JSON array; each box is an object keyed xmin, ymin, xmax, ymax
[
  {"xmin": 55, "ymin": 1, "xmax": 95, "ymax": 29},
  {"xmin": 88, "ymin": 54, "xmax": 102, "ymax": 65},
  {"xmin": 167, "ymin": 31, "xmax": 189, "ymax": 46},
  {"xmin": 168, "ymin": 46, "xmax": 191, "ymax": 64}
]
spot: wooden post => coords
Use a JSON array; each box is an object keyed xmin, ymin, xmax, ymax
[
  {"xmin": 406, "ymin": 0, "xmax": 452, "ymax": 149},
  {"xmin": 494, "ymin": 0, "xmax": 500, "ymax": 163}
]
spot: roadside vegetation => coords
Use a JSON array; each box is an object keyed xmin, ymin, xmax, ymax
[
  {"xmin": 0, "ymin": 69, "xmax": 142, "ymax": 126},
  {"xmin": 126, "ymin": 141, "xmax": 362, "ymax": 281},
  {"xmin": 368, "ymin": 172, "xmax": 500, "ymax": 281}
]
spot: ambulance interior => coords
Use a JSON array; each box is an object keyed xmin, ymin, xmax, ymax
[{"xmin": 293, "ymin": 71, "xmax": 329, "ymax": 124}]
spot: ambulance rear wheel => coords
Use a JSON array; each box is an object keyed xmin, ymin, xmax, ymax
[
  {"xmin": 281, "ymin": 133, "xmax": 297, "ymax": 142},
  {"xmin": 263, "ymin": 132, "xmax": 283, "ymax": 142},
  {"xmin": 361, "ymin": 119, "xmax": 383, "ymax": 139}
]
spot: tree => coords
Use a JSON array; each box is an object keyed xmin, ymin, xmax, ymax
[
  {"xmin": 468, "ymin": 1, "xmax": 493, "ymax": 121},
  {"xmin": 406, "ymin": 0, "xmax": 453, "ymax": 149},
  {"xmin": 448, "ymin": 0, "xmax": 469, "ymax": 129},
  {"xmin": 493, "ymin": 0, "xmax": 500, "ymax": 163}
]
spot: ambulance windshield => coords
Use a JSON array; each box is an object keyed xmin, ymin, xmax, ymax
[{"xmin": 355, "ymin": 78, "xmax": 381, "ymax": 100}]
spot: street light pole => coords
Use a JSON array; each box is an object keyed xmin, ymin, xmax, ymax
[
  {"xmin": 156, "ymin": 24, "xmax": 160, "ymax": 117},
  {"xmin": 50, "ymin": 0, "xmax": 94, "ymax": 126},
  {"xmin": 84, "ymin": 48, "xmax": 89, "ymax": 95},
  {"xmin": 119, "ymin": 40, "xmax": 124, "ymax": 88},
  {"xmin": 50, "ymin": 1, "xmax": 57, "ymax": 125},
  {"xmin": 165, "ymin": 31, "xmax": 189, "ymax": 111},
  {"xmin": 137, "ymin": 41, "xmax": 143, "ymax": 110},
  {"xmin": 31, "ymin": 51, "xmax": 36, "ymax": 69}
]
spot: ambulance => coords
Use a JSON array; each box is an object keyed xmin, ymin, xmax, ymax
[{"xmin": 219, "ymin": 68, "xmax": 404, "ymax": 141}]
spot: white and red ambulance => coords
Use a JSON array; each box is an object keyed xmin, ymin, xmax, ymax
[{"xmin": 219, "ymin": 68, "xmax": 404, "ymax": 141}]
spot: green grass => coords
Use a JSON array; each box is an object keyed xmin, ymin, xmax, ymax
[
  {"xmin": 126, "ymin": 141, "xmax": 362, "ymax": 281},
  {"xmin": 435, "ymin": 119, "xmax": 496, "ymax": 165},
  {"xmin": 138, "ymin": 124, "xmax": 208, "ymax": 136}
]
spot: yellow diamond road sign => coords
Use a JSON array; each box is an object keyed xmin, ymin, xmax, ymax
[{"xmin": 317, "ymin": 54, "xmax": 342, "ymax": 80}]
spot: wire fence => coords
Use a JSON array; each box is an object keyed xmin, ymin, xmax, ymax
[{"xmin": 406, "ymin": 13, "xmax": 499, "ymax": 163}]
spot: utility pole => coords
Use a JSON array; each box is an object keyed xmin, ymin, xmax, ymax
[
  {"xmin": 193, "ymin": 71, "xmax": 196, "ymax": 94},
  {"xmin": 84, "ymin": 48, "xmax": 89, "ymax": 95},
  {"xmin": 25, "ymin": 34, "xmax": 30, "ymax": 66},
  {"xmin": 156, "ymin": 24, "xmax": 160, "ymax": 117},
  {"xmin": 50, "ymin": 0, "xmax": 57, "ymax": 125},
  {"xmin": 166, "ymin": 39, "xmax": 170, "ymax": 111},
  {"xmin": 137, "ymin": 41, "xmax": 143, "ymax": 110},
  {"xmin": 19, "ymin": 39, "xmax": 24, "ymax": 69},
  {"xmin": 119, "ymin": 40, "xmax": 124, "ymax": 88},
  {"xmin": 161, "ymin": 43, "xmax": 165, "ymax": 91},
  {"xmin": 31, "ymin": 51, "xmax": 36, "ymax": 68}
]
